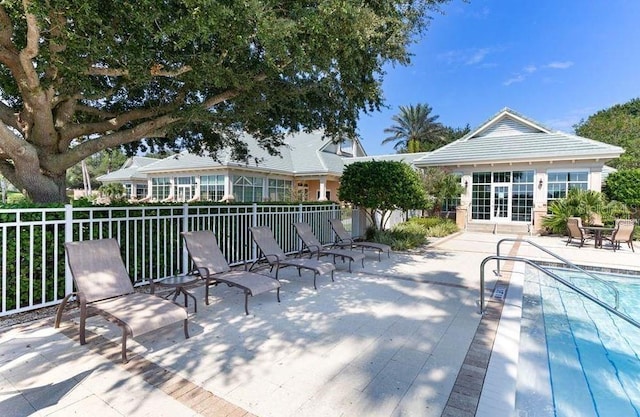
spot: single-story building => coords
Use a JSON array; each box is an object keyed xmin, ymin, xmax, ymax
[
  {"xmin": 412, "ymin": 108, "xmax": 624, "ymax": 233},
  {"xmin": 98, "ymin": 108, "xmax": 623, "ymax": 234},
  {"xmin": 98, "ymin": 131, "xmax": 424, "ymax": 203}
]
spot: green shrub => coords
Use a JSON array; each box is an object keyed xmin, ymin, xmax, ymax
[
  {"xmin": 407, "ymin": 217, "xmax": 442, "ymax": 228},
  {"xmin": 365, "ymin": 217, "xmax": 458, "ymax": 250},
  {"xmin": 371, "ymin": 224, "xmax": 428, "ymax": 251},
  {"xmin": 425, "ymin": 221, "xmax": 458, "ymax": 237},
  {"xmin": 542, "ymin": 188, "xmax": 630, "ymax": 234}
]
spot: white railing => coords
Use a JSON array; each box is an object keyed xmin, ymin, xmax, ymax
[{"xmin": 0, "ymin": 202, "xmax": 340, "ymax": 316}]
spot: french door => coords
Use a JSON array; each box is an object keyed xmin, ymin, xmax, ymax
[{"xmin": 492, "ymin": 185, "xmax": 510, "ymax": 221}]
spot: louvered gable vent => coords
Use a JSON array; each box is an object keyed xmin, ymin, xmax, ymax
[{"xmin": 475, "ymin": 116, "xmax": 543, "ymax": 138}]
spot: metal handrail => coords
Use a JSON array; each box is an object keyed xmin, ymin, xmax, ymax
[
  {"xmin": 495, "ymin": 238, "xmax": 620, "ymax": 310},
  {"xmin": 479, "ymin": 255, "xmax": 640, "ymax": 330}
]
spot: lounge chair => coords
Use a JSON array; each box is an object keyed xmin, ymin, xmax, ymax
[
  {"xmin": 54, "ymin": 239, "xmax": 189, "ymax": 363},
  {"xmin": 293, "ymin": 222, "xmax": 365, "ymax": 272},
  {"xmin": 181, "ymin": 231, "xmax": 281, "ymax": 314},
  {"xmin": 565, "ymin": 217, "xmax": 592, "ymax": 247},
  {"xmin": 328, "ymin": 218, "xmax": 391, "ymax": 261},
  {"xmin": 249, "ymin": 226, "xmax": 335, "ymax": 290},
  {"xmin": 606, "ymin": 219, "xmax": 635, "ymax": 252}
]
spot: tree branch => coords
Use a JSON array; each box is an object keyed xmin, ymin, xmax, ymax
[
  {"xmin": 202, "ymin": 74, "xmax": 267, "ymax": 108},
  {"xmin": 19, "ymin": 0, "xmax": 40, "ymax": 89},
  {"xmin": 59, "ymin": 114, "xmax": 180, "ymax": 166},
  {"xmin": 59, "ymin": 104, "xmax": 172, "ymax": 146},
  {"xmin": 0, "ymin": 102, "xmax": 21, "ymax": 131},
  {"xmin": 87, "ymin": 63, "xmax": 193, "ymax": 78}
]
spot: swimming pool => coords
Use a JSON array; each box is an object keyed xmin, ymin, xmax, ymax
[{"xmin": 516, "ymin": 266, "xmax": 640, "ymax": 417}]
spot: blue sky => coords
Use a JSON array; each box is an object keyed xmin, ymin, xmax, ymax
[{"xmin": 357, "ymin": 0, "xmax": 640, "ymax": 155}]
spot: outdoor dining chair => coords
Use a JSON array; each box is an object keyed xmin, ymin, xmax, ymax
[
  {"xmin": 565, "ymin": 217, "xmax": 593, "ymax": 248},
  {"xmin": 606, "ymin": 219, "xmax": 635, "ymax": 252},
  {"xmin": 249, "ymin": 226, "xmax": 335, "ymax": 290},
  {"xmin": 328, "ymin": 218, "xmax": 391, "ymax": 261},
  {"xmin": 293, "ymin": 222, "xmax": 365, "ymax": 272},
  {"xmin": 181, "ymin": 231, "xmax": 281, "ymax": 314},
  {"xmin": 55, "ymin": 239, "xmax": 189, "ymax": 363}
]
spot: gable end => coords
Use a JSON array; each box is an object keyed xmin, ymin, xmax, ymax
[{"xmin": 476, "ymin": 116, "xmax": 543, "ymax": 138}]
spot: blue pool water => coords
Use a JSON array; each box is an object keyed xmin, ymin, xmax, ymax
[{"xmin": 520, "ymin": 266, "xmax": 640, "ymax": 417}]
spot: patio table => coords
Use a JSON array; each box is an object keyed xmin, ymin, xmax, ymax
[
  {"xmin": 583, "ymin": 226, "xmax": 615, "ymax": 249},
  {"xmin": 150, "ymin": 274, "xmax": 202, "ymax": 312}
]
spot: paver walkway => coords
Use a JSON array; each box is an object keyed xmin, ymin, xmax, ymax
[{"xmin": 1, "ymin": 232, "xmax": 635, "ymax": 416}]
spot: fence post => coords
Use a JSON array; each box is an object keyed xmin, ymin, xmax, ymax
[
  {"xmin": 182, "ymin": 203, "xmax": 189, "ymax": 274},
  {"xmin": 251, "ymin": 203, "xmax": 258, "ymax": 259},
  {"xmin": 64, "ymin": 204, "xmax": 73, "ymax": 296}
]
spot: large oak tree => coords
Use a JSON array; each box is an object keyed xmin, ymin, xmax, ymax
[
  {"xmin": 0, "ymin": 0, "xmax": 449, "ymax": 202},
  {"xmin": 574, "ymin": 98, "xmax": 640, "ymax": 169}
]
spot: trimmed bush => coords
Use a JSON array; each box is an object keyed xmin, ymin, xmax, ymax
[{"xmin": 366, "ymin": 217, "xmax": 458, "ymax": 250}]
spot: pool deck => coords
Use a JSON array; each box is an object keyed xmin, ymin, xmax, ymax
[{"xmin": 1, "ymin": 232, "xmax": 637, "ymax": 417}]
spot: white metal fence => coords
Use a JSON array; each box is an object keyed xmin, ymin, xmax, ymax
[{"xmin": 0, "ymin": 202, "xmax": 340, "ymax": 316}]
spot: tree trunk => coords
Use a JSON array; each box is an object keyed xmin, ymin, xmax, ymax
[{"xmin": 18, "ymin": 170, "xmax": 67, "ymax": 203}]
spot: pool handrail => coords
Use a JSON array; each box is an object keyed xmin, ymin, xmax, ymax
[
  {"xmin": 495, "ymin": 238, "xmax": 619, "ymax": 310},
  {"xmin": 479, "ymin": 255, "xmax": 640, "ymax": 330}
]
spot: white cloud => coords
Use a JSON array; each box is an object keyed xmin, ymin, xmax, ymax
[
  {"xmin": 503, "ymin": 60, "xmax": 574, "ymax": 86},
  {"xmin": 465, "ymin": 48, "xmax": 491, "ymax": 65},
  {"xmin": 438, "ymin": 47, "xmax": 499, "ymax": 67},
  {"xmin": 544, "ymin": 61, "xmax": 574, "ymax": 70},
  {"xmin": 503, "ymin": 74, "xmax": 526, "ymax": 86}
]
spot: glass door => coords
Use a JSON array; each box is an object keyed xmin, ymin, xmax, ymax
[
  {"xmin": 492, "ymin": 185, "xmax": 510, "ymax": 221},
  {"xmin": 176, "ymin": 185, "xmax": 192, "ymax": 202}
]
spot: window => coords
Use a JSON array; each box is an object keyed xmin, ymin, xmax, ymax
[
  {"xmin": 442, "ymin": 173, "xmax": 463, "ymax": 213},
  {"xmin": 471, "ymin": 172, "xmax": 491, "ymax": 220},
  {"xmin": 123, "ymin": 183, "xmax": 132, "ymax": 198},
  {"xmin": 547, "ymin": 171, "xmax": 588, "ymax": 206},
  {"xmin": 232, "ymin": 175, "xmax": 264, "ymax": 202},
  {"xmin": 267, "ymin": 178, "xmax": 292, "ymax": 201},
  {"xmin": 317, "ymin": 190, "xmax": 331, "ymax": 200},
  {"xmin": 151, "ymin": 177, "xmax": 171, "ymax": 200},
  {"xmin": 201, "ymin": 175, "xmax": 225, "ymax": 201},
  {"xmin": 136, "ymin": 183, "xmax": 148, "ymax": 199},
  {"xmin": 296, "ymin": 183, "xmax": 309, "ymax": 201},
  {"xmin": 511, "ymin": 171, "xmax": 534, "ymax": 222}
]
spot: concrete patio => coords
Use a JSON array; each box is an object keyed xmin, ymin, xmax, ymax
[{"xmin": 1, "ymin": 231, "xmax": 638, "ymax": 417}]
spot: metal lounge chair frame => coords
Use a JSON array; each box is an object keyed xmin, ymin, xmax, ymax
[
  {"xmin": 181, "ymin": 231, "xmax": 281, "ymax": 314},
  {"xmin": 328, "ymin": 218, "xmax": 391, "ymax": 261},
  {"xmin": 293, "ymin": 222, "xmax": 365, "ymax": 272},
  {"xmin": 248, "ymin": 226, "xmax": 335, "ymax": 290},
  {"xmin": 54, "ymin": 238, "xmax": 189, "ymax": 363}
]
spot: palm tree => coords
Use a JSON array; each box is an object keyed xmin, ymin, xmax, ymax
[{"xmin": 382, "ymin": 103, "xmax": 445, "ymax": 153}]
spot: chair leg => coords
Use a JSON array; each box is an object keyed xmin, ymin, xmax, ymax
[
  {"xmin": 631, "ymin": 240, "xmax": 635, "ymax": 252},
  {"xmin": 347, "ymin": 259, "xmax": 352, "ymax": 273},
  {"xmin": 121, "ymin": 329, "xmax": 128, "ymax": 364},
  {"xmin": 79, "ymin": 302, "xmax": 87, "ymax": 345},
  {"xmin": 276, "ymin": 287, "xmax": 281, "ymax": 303},
  {"xmin": 244, "ymin": 292, "xmax": 250, "ymax": 315},
  {"xmin": 313, "ymin": 272, "xmax": 317, "ymax": 290},
  {"xmin": 54, "ymin": 292, "xmax": 77, "ymax": 329},
  {"xmin": 205, "ymin": 279, "xmax": 210, "ymax": 305},
  {"xmin": 183, "ymin": 319, "xmax": 190, "ymax": 339}
]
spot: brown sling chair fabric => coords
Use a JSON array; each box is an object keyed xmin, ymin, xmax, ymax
[
  {"xmin": 55, "ymin": 239, "xmax": 189, "ymax": 363},
  {"xmin": 293, "ymin": 222, "xmax": 365, "ymax": 272},
  {"xmin": 249, "ymin": 226, "xmax": 335, "ymax": 290},
  {"xmin": 181, "ymin": 231, "xmax": 281, "ymax": 314},
  {"xmin": 328, "ymin": 218, "xmax": 391, "ymax": 261}
]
